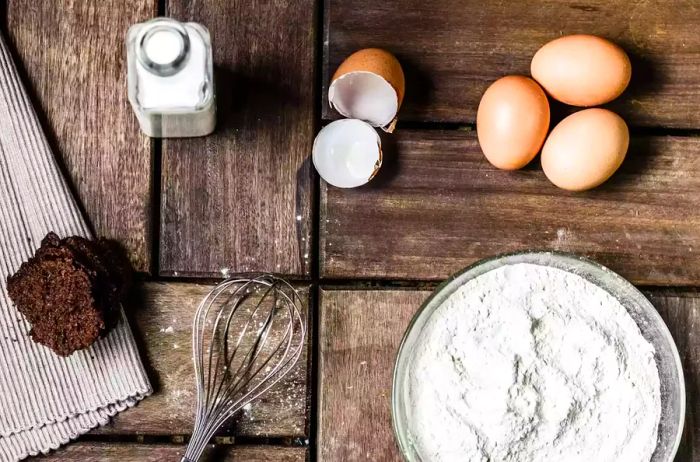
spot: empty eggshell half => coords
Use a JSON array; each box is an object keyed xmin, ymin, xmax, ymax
[
  {"xmin": 329, "ymin": 48, "xmax": 405, "ymax": 131},
  {"xmin": 313, "ymin": 119, "xmax": 382, "ymax": 188}
]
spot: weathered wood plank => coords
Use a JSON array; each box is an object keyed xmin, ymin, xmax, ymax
[
  {"xmin": 96, "ymin": 282, "xmax": 310, "ymax": 438},
  {"xmin": 318, "ymin": 288, "xmax": 699, "ymax": 461},
  {"xmin": 6, "ymin": 0, "xmax": 155, "ymax": 272},
  {"xmin": 42, "ymin": 442, "xmax": 307, "ymax": 461},
  {"xmin": 649, "ymin": 291, "xmax": 700, "ymax": 462},
  {"xmin": 323, "ymin": 0, "xmax": 700, "ymax": 128},
  {"xmin": 318, "ymin": 289, "xmax": 428, "ymax": 461},
  {"xmin": 159, "ymin": 0, "xmax": 316, "ymax": 278},
  {"xmin": 321, "ymin": 130, "xmax": 700, "ymax": 285}
]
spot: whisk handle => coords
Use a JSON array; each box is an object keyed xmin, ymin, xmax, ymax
[{"xmin": 181, "ymin": 458, "xmax": 196, "ymax": 462}]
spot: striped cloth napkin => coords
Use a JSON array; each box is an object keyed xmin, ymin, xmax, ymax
[{"xmin": 0, "ymin": 33, "xmax": 152, "ymax": 461}]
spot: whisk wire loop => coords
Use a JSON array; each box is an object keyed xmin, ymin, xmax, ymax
[{"xmin": 182, "ymin": 275, "xmax": 306, "ymax": 462}]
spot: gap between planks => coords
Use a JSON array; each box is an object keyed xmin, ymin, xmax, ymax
[{"xmin": 140, "ymin": 274, "xmax": 700, "ymax": 294}]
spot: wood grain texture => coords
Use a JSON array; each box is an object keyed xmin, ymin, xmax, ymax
[
  {"xmin": 96, "ymin": 282, "xmax": 310, "ymax": 438},
  {"xmin": 323, "ymin": 0, "xmax": 700, "ymax": 128},
  {"xmin": 42, "ymin": 443, "xmax": 307, "ymax": 461},
  {"xmin": 5, "ymin": 0, "xmax": 155, "ymax": 272},
  {"xmin": 321, "ymin": 130, "xmax": 700, "ymax": 285},
  {"xmin": 649, "ymin": 290, "xmax": 700, "ymax": 462},
  {"xmin": 318, "ymin": 288, "xmax": 700, "ymax": 461},
  {"xmin": 318, "ymin": 289, "xmax": 429, "ymax": 461},
  {"xmin": 159, "ymin": 0, "xmax": 316, "ymax": 278}
]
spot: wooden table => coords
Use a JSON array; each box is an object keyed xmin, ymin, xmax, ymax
[{"xmin": 2, "ymin": 0, "xmax": 699, "ymax": 460}]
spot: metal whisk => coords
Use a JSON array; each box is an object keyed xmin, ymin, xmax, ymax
[{"xmin": 181, "ymin": 275, "xmax": 306, "ymax": 462}]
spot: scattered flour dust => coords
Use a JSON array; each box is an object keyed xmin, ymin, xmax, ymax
[{"xmin": 408, "ymin": 263, "xmax": 661, "ymax": 462}]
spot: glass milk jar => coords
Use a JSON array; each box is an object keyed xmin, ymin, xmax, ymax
[{"xmin": 127, "ymin": 17, "xmax": 216, "ymax": 138}]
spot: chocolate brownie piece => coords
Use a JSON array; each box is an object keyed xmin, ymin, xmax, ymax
[{"xmin": 6, "ymin": 232, "xmax": 131, "ymax": 356}]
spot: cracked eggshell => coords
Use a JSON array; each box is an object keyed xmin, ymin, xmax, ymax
[
  {"xmin": 329, "ymin": 48, "xmax": 405, "ymax": 131},
  {"xmin": 313, "ymin": 119, "xmax": 382, "ymax": 188}
]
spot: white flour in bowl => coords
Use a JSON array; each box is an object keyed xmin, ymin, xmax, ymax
[{"xmin": 407, "ymin": 263, "xmax": 661, "ymax": 462}]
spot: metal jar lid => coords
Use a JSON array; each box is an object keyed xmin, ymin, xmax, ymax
[{"xmin": 136, "ymin": 18, "xmax": 190, "ymax": 77}]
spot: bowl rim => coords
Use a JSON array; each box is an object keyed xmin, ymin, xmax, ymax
[{"xmin": 390, "ymin": 250, "xmax": 686, "ymax": 462}]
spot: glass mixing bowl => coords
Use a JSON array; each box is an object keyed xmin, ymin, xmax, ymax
[{"xmin": 392, "ymin": 251, "xmax": 685, "ymax": 462}]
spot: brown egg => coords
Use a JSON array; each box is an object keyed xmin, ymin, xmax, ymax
[
  {"xmin": 477, "ymin": 76, "xmax": 550, "ymax": 170},
  {"xmin": 531, "ymin": 35, "xmax": 631, "ymax": 106},
  {"xmin": 542, "ymin": 108, "xmax": 629, "ymax": 191}
]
